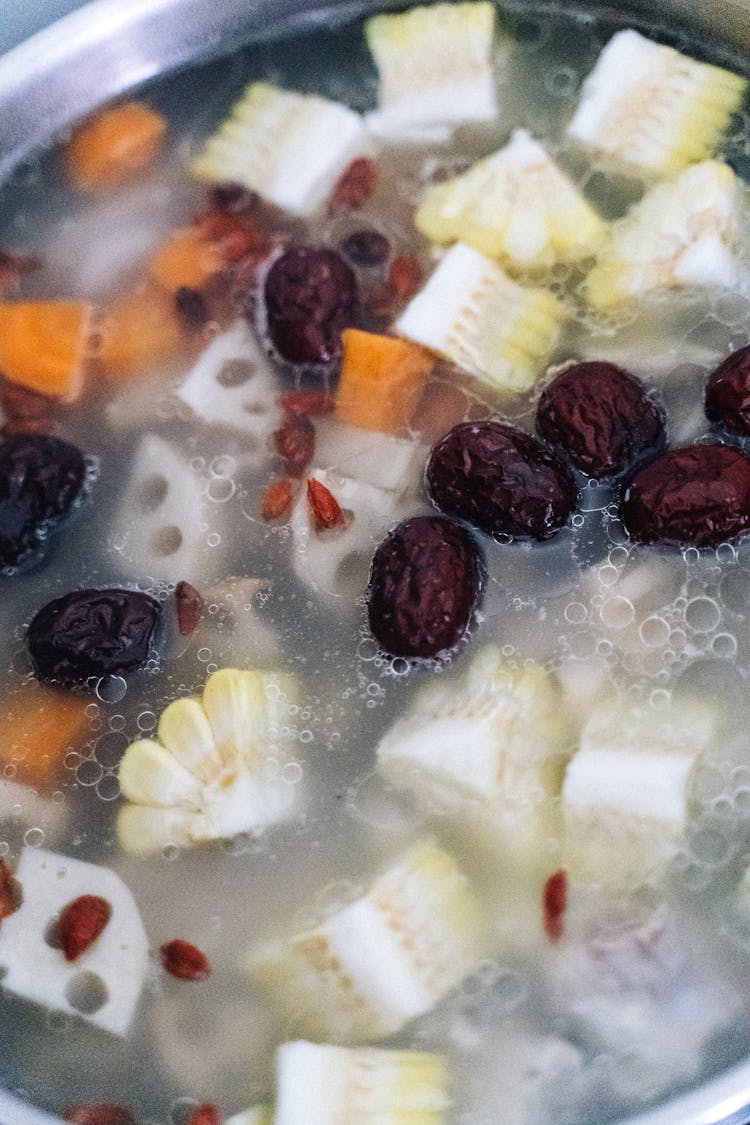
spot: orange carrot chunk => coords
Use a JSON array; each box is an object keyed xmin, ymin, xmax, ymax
[
  {"xmin": 0, "ymin": 682, "xmax": 91, "ymax": 791},
  {"xmin": 97, "ymin": 281, "xmax": 187, "ymax": 381},
  {"xmin": 65, "ymin": 101, "xmax": 167, "ymax": 193},
  {"xmin": 335, "ymin": 328, "xmax": 434, "ymax": 434},
  {"xmin": 149, "ymin": 227, "xmax": 225, "ymax": 294},
  {"xmin": 0, "ymin": 301, "xmax": 91, "ymax": 401}
]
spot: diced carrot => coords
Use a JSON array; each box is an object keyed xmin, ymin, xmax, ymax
[
  {"xmin": 335, "ymin": 328, "xmax": 434, "ymax": 434},
  {"xmin": 97, "ymin": 281, "xmax": 187, "ymax": 381},
  {"xmin": 0, "ymin": 301, "xmax": 92, "ymax": 401},
  {"xmin": 65, "ymin": 101, "xmax": 167, "ymax": 193},
  {"xmin": 149, "ymin": 227, "xmax": 224, "ymax": 294},
  {"xmin": 0, "ymin": 682, "xmax": 91, "ymax": 791}
]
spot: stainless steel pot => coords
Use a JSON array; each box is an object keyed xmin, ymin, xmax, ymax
[{"xmin": 2, "ymin": 1, "xmax": 750, "ymax": 1122}]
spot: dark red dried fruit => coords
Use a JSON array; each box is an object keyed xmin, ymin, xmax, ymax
[
  {"xmin": 57, "ymin": 894, "xmax": 112, "ymax": 961},
  {"xmin": 543, "ymin": 869, "xmax": 567, "ymax": 943},
  {"xmin": 278, "ymin": 390, "xmax": 335, "ymax": 416},
  {"xmin": 175, "ymin": 287, "xmax": 210, "ymax": 330},
  {"xmin": 427, "ymin": 421, "xmax": 577, "ymax": 541},
  {"xmin": 367, "ymin": 515, "xmax": 483, "ymax": 659},
  {"xmin": 0, "ymin": 434, "xmax": 88, "ymax": 571},
  {"xmin": 261, "ymin": 478, "xmax": 293, "ymax": 521},
  {"xmin": 341, "ymin": 229, "xmax": 390, "ymax": 267},
  {"xmin": 62, "ymin": 1105, "xmax": 137, "ymax": 1125},
  {"xmin": 27, "ymin": 588, "xmax": 162, "ymax": 687},
  {"xmin": 622, "ymin": 443, "xmax": 750, "ymax": 548},
  {"xmin": 536, "ymin": 361, "xmax": 665, "ymax": 478},
  {"xmin": 0, "ymin": 857, "xmax": 20, "ymax": 923},
  {"xmin": 274, "ymin": 412, "xmax": 315, "ymax": 477},
  {"xmin": 160, "ymin": 938, "xmax": 211, "ymax": 981},
  {"xmin": 328, "ymin": 157, "xmax": 378, "ymax": 214},
  {"xmin": 1, "ymin": 383, "xmax": 55, "ymax": 422},
  {"xmin": 705, "ymin": 345, "xmax": 750, "ymax": 436},
  {"xmin": 262, "ymin": 247, "xmax": 358, "ymax": 368},
  {"xmin": 185, "ymin": 1105, "xmax": 222, "ymax": 1125},
  {"xmin": 307, "ymin": 477, "xmax": 343, "ymax": 529},
  {"xmin": 175, "ymin": 581, "xmax": 204, "ymax": 636}
]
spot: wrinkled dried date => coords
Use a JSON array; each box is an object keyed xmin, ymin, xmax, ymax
[
  {"xmin": 57, "ymin": 894, "xmax": 112, "ymax": 961},
  {"xmin": 261, "ymin": 247, "xmax": 358, "ymax": 368},
  {"xmin": 160, "ymin": 938, "xmax": 211, "ymax": 981},
  {"xmin": 705, "ymin": 345, "xmax": 750, "ymax": 437},
  {"xmin": 536, "ymin": 361, "xmax": 666, "ymax": 478},
  {"xmin": 427, "ymin": 421, "xmax": 577, "ymax": 541},
  {"xmin": 622, "ymin": 443, "xmax": 750, "ymax": 548},
  {"xmin": 0, "ymin": 434, "xmax": 88, "ymax": 571},
  {"xmin": 274, "ymin": 412, "xmax": 315, "ymax": 477},
  {"xmin": 367, "ymin": 515, "xmax": 483, "ymax": 658},
  {"xmin": 27, "ymin": 588, "xmax": 162, "ymax": 687}
]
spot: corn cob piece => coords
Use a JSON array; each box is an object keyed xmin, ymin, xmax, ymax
[
  {"xmin": 416, "ymin": 129, "xmax": 605, "ymax": 271},
  {"xmin": 227, "ymin": 1109, "xmax": 273, "ymax": 1125},
  {"xmin": 0, "ymin": 847, "xmax": 148, "ymax": 1036},
  {"xmin": 247, "ymin": 838, "xmax": 489, "ymax": 1043},
  {"xmin": 365, "ymin": 2, "xmax": 498, "ymax": 143},
  {"xmin": 117, "ymin": 667, "xmax": 301, "ymax": 853},
  {"xmin": 585, "ymin": 159, "xmax": 748, "ymax": 309},
  {"xmin": 395, "ymin": 242, "xmax": 565, "ymax": 393},
  {"xmin": 566, "ymin": 28, "xmax": 747, "ymax": 176},
  {"xmin": 377, "ymin": 646, "xmax": 573, "ymax": 855},
  {"xmin": 562, "ymin": 696, "xmax": 717, "ymax": 884},
  {"xmin": 192, "ymin": 82, "xmax": 371, "ymax": 216},
  {"xmin": 273, "ymin": 1040, "xmax": 450, "ymax": 1124}
]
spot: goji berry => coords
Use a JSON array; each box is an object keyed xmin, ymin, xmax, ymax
[
  {"xmin": 278, "ymin": 390, "xmax": 335, "ymax": 416},
  {"xmin": 328, "ymin": 157, "xmax": 378, "ymax": 214},
  {"xmin": 307, "ymin": 478, "xmax": 343, "ymax": 530},
  {"xmin": 543, "ymin": 869, "xmax": 567, "ymax": 943},
  {"xmin": 261, "ymin": 478, "xmax": 293, "ymax": 521},
  {"xmin": 62, "ymin": 1105, "xmax": 137, "ymax": 1125},
  {"xmin": 160, "ymin": 938, "xmax": 211, "ymax": 981},
  {"xmin": 274, "ymin": 412, "xmax": 315, "ymax": 477},
  {"xmin": 388, "ymin": 254, "xmax": 423, "ymax": 301},
  {"xmin": 0, "ymin": 857, "xmax": 20, "ymax": 924},
  {"xmin": 185, "ymin": 1105, "xmax": 222, "ymax": 1125},
  {"xmin": 58, "ymin": 895, "xmax": 112, "ymax": 961},
  {"xmin": 175, "ymin": 580, "xmax": 204, "ymax": 636}
]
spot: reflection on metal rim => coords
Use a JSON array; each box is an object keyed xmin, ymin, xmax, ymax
[{"xmin": 2, "ymin": 0, "xmax": 750, "ymax": 1122}]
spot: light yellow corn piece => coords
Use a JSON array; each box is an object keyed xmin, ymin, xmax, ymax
[
  {"xmin": 247, "ymin": 839, "xmax": 489, "ymax": 1044},
  {"xmin": 586, "ymin": 159, "xmax": 748, "ymax": 309},
  {"xmin": 395, "ymin": 242, "xmax": 566, "ymax": 394},
  {"xmin": 416, "ymin": 129, "xmax": 605, "ymax": 271},
  {"xmin": 117, "ymin": 668, "xmax": 301, "ymax": 853},
  {"xmin": 566, "ymin": 28, "xmax": 747, "ymax": 176}
]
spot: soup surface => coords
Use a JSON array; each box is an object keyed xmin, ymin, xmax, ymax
[{"xmin": 3, "ymin": 2, "xmax": 750, "ymax": 1123}]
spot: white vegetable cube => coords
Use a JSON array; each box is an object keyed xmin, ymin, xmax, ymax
[
  {"xmin": 377, "ymin": 646, "xmax": 573, "ymax": 856},
  {"xmin": 366, "ymin": 1, "xmax": 498, "ymax": 143},
  {"xmin": 566, "ymin": 28, "xmax": 747, "ymax": 175},
  {"xmin": 176, "ymin": 320, "xmax": 282, "ymax": 455},
  {"xmin": 562, "ymin": 697, "xmax": 717, "ymax": 883},
  {"xmin": 248, "ymin": 839, "xmax": 489, "ymax": 1043},
  {"xmin": 192, "ymin": 82, "xmax": 371, "ymax": 216},
  {"xmin": 117, "ymin": 667, "xmax": 302, "ymax": 854},
  {"xmin": 0, "ymin": 847, "xmax": 148, "ymax": 1036},
  {"xmin": 586, "ymin": 160, "xmax": 749, "ymax": 309},
  {"xmin": 416, "ymin": 129, "xmax": 605, "ymax": 271},
  {"xmin": 274, "ymin": 1040, "xmax": 450, "ymax": 1124},
  {"xmin": 395, "ymin": 242, "xmax": 565, "ymax": 393}
]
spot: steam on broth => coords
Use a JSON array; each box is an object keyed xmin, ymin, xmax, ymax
[{"xmin": 3, "ymin": 2, "xmax": 750, "ymax": 1122}]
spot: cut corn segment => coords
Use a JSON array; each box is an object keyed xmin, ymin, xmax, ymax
[
  {"xmin": 192, "ymin": 82, "xmax": 371, "ymax": 216},
  {"xmin": 566, "ymin": 28, "xmax": 747, "ymax": 175},
  {"xmin": 365, "ymin": 2, "xmax": 498, "ymax": 143},
  {"xmin": 377, "ymin": 646, "xmax": 573, "ymax": 854},
  {"xmin": 562, "ymin": 696, "xmax": 717, "ymax": 883},
  {"xmin": 227, "ymin": 1109, "xmax": 273, "ymax": 1125},
  {"xmin": 117, "ymin": 668, "xmax": 301, "ymax": 853},
  {"xmin": 248, "ymin": 838, "xmax": 489, "ymax": 1043},
  {"xmin": 585, "ymin": 159, "xmax": 748, "ymax": 309},
  {"xmin": 395, "ymin": 242, "xmax": 565, "ymax": 393},
  {"xmin": 274, "ymin": 1040, "xmax": 450, "ymax": 1124},
  {"xmin": 416, "ymin": 129, "xmax": 605, "ymax": 271}
]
